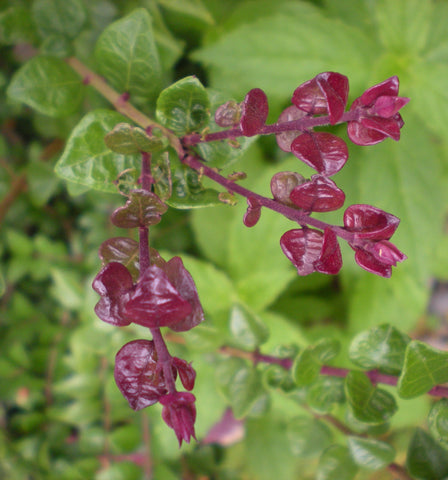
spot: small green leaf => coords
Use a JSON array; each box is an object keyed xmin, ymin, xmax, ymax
[
  {"xmin": 287, "ymin": 416, "xmax": 333, "ymax": 458},
  {"xmin": 306, "ymin": 376, "xmax": 345, "ymax": 414},
  {"xmin": 40, "ymin": 34, "xmax": 74, "ymax": 58},
  {"xmin": 406, "ymin": 428, "xmax": 448, "ymax": 480},
  {"xmin": 263, "ymin": 364, "xmax": 296, "ymax": 393},
  {"xmin": 111, "ymin": 190, "xmax": 167, "ymax": 228},
  {"xmin": 156, "ymin": 76, "xmax": 210, "ymax": 135},
  {"xmin": 55, "ymin": 109, "xmax": 140, "ymax": 192},
  {"xmin": 32, "ymin": 0, "xmax": 87, "ymax": 39},
  {"xmin": 104, "ymin": 123, "xmax": 167, "ymax": 155},
  {"xmin": 94, "ymin": 8, "xmax": 162, "ymax": 105},
  {"xmin": 293, "ymin": 338, "xmax": 340, "ymax": 387},
  {"xmin": 347, "ymin": 437, "xmax": 395, "ymax": 470},
  {"xmin": 167, "ymin": 160, "xmax": 221, "ymax": 209},
  {"xmin": 229, "ymin": 303, "xmax": 269, "ymax": 349},
  {"xmin": 349, "ymin": 324, "xmax": 410, "ymax": 375},
  {"xmin": 345, "ymin": 371, "xmax": 397, "ymax": 425},
  {"xmin": 317, "ymin": 445, "xmax": 358, "ymax": 480},
  {"xmin": 7, "ymin": 56, "xmax": 84, "ymax": 117},
  {"xmin": 26, "ymin": 161, "xmax": 60, "ymax": 206},
  {"xmin": 428, "ymin": 399, "xmax": 448, "ymax": 447},
  {"xmin": 398, "ymin": 340, "xmax": 448, "ymax": 399},
  {"xmin": 0, "ymin": 6, "xmax": 38, "ymax": 45}
]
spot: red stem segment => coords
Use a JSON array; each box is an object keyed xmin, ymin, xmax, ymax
[{"xmin": 181, "ymin": 154, "xmax": 355, "ymax": 243}]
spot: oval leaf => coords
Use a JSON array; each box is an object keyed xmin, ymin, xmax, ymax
[
  {"xmin": 7, "ymin": 55, "xmax": 83, "ymax": 117},
  {"xmin": 240, "ymin": 88, "xmax": 269, "ymax": 136},
  {"xmin": 291, "ymin": 131, "xmax": 348, "ymax": 176},
  {"xmin": 289, "ymin": 175, "xmax": 345, "ymax": 212},
  {"xmin": 347, "ymin": 437, "xmax": 395, "ymax": 470}
]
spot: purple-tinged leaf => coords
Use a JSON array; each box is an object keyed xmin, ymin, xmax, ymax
[
  {"xmin": 315, "ymin": 228, "xmax": 342, "ymax": 275},
  {"xmin": 114, "ymin": 339, "xmax": 170, "ymax": 411},
  {"xmin": 243, "ymin": 197, "xmax": 261, "ymax": 227},
  {"xmin": 347, "ymin": 117, "xmax": 389, "ymax": 146},
  {"xmin": 289, "ymin": 175, "xmax": 345, "ymax": 212},
  {"xmin": 363, "ymin": 240, "xmax": 407, "ymax": 267},
  {"xmin": 344, "ymin": 204, "xmax": 400, "ymax": 241},
  {"xmin": 160, "ymin": 391, "xmax": 197, "ymax": 446},
  {"xmin": 270, "ymin": 171, "xmax": 305, "ymax": 206},
  {"xmin": 275, "ymin": 105, "xmax": 307, "ymax": 152},
  {"xmin": 292, "ymin": 72, "xmax": 349, "ymax": 124},
  {"xmin": 360, "ymin": 76, "xmax": 399, "ymax": 106},
  {"xmin": 124, "ymin": 265, "xmax": 192, "ymax": 329},
  {"xmin": 291, "ymin": 131, "xmax": 348, "ymax": 176},
  {"xmin": 163, "ymin": 257, "xmax": 204, "ymax": 332},
  {"xmin": 280, "ymin": 228, "xmax": 323, "ymax": 276},
  {"xmin": 92, "ymin": 262, "xmax": 133, "ymax": 326},
  {"xmin": 371, "ymin": 96, "xmax": 410, "ymax": 118},
  {"xmin": 99, "ymin": 237, "xmax": 140, "ymax": 281},
  {"xmin": 354, "ymin": 249, "xmax": 392, "ymax": 278},
  {"xmin": 215, "ymin": 100, "xmax": 241, "ymax": 127},
  {"xmin": 240, "ymin": 88, "xmax": 269, "ymax": 137},
  {"xmin": 172, "ymin": 357, "xmax": 196, "ymax": 391},
  {"xmin": 360, "ymin": 116, "xmax": 401, "ymax": 141},
  {"xmin": 111, "ymin": 189, "xmax": 168, "ymax": 228}
]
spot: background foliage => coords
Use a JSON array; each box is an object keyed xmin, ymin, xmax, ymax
[{"xmin": 1, "ymin": 0, "xmax": 448, "ymax": 479}]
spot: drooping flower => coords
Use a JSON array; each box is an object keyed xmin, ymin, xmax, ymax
[
  {"xmin": 347, "ymin": 76, "xmax": 409, "ymax": 146},
  {"xmin": 160, "ymin": 392, "xmax": 197, "ymax": 447}
]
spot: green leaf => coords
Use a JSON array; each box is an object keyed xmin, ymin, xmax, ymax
[
  {"xmin": 287, "ymin": 416, "xmax": 333, "ymax": 458},
  {"xmin": 349, "ymin": 324, "xmax": 410, "ymax": 375},
  {"xmin": 229, "ymin": 303, "xmax": 269, "ymax": 349},
  {"xmin": 7, "ymin": 56, "xmax": 84, "ymax": 117},
  {"xmin": 166, "ymin": 159, "xmax": 221, "ymax": 209},
  {"xmin": 55, "ymin": 109, "xmax": 140, "ymax": 192},
  {"xmin": 406, "ymin": 428, "xmax": 448, "ymax": 480},
  {"xmin": 293, "ymin": 338, "xmax": 340, "ymax": 387},
  {"xmin": 0, "ymin": 270, "xmax": 4, "ymax": 297},
  {"xmin": 94, "ymin": 8, "xmax": 162, "ymax": 105},
  {"xmin": 373, "ymin": 0, "xmax": 432, "ymax": 55},
  {"xmin": 345, "ymin": 371, "xmax": 397, "ymax": 425},
  {"xmin": 192, "ymin": 2, "xmax": 375, "ymax": 102},
  {"xmin": 32, "ymin": 0, "xmax": 86, "ymax": 39},
  {"xmin": 156, "ymin": 76, "xmax": 210, "ymax": 136},
  {"xmin": 428, "ymin": 399, "xmax": 448, "ymax": 447},
  {"xmin": 0, "ymin": 6, "xmax": 38, "ymax": 45},
  {"xmin": 104, "ymin": 123, "xmax": 168, "ymax": 155},
  {"xmin": 157, "ymin": 0, "xmax": 214, "ymax": 28},
  {"xmin": 306, "ymin": 376, "xmax": 345, "ymax": 414},
  {"xmin": 98, "ymin": 237, "xmax": 140, "ymax": 281},
  {"xmin": 317, "ymin": 445, "xmax": 358, "ymax": 480},
  {"xmin": 347, "ymin": 437, "xmax": 395, "ymax": 470},
  {"xmin": 26, "ymin": 161, "xmax": 60, "ymax": 206},
  {"xmin": 398, "ymin": 340, "xmax": 448, "ymax": 399},
  {"xmin": 50, "ymin": 268, "xmax": 84, "ymax": 310}
]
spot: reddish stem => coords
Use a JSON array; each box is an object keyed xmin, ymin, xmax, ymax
[{"xmin": 182, "ymin": 154, "xmax": 355, "ymax": 243}]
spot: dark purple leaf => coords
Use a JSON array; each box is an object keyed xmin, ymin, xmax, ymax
[
  {"xmin": 291, "ymin": 131, "xmax": 348, "ymax": 176},
  {"xmin": 111, "ymin": 189, "xmax": 168, "ymax": 228},
  {"xmin": 371, "ymin": 96, "xmax": 409, "ymax": 118},
  {"xmin": 347, "ymin": 116, "xmax": 389, "ymax": 146},
  {"xmin": 270, "ymin": 171, "xmax": 305, "ymax": 206},
  {"xmin": 360, "ymin": 76, "xmax": 399, "ymax": 106},
  {"xmin": 92, "ymin": 262, "xmax": 133, "ymax": 326},
  {"xmin": 163, "ymin": 257, "xmax": 204, "ymax": 332},
  {"xmin": 124, "ymin": 265, "xmax": 192, "ymax": 329},
  {"xmin": 289, "ymin": 175, "xmax": 345, "ymax": 212},
  {"xmin": 240, "ymin": 88, "xmax": 269, "ymax": 136},
  {"xmin": 363, "ymin": 240, "xmax": 407, "ymax": 267},
  {"xmin": 172, "ymin": 357, "xmax": 196, "ymax": 391},
  {"xmin": 114, "ymin": 339, "xmax": 170, "ymax": 410},
  {"xmin": 292, "ymin": 72, "xmax": 349, "ymax": 124},
  {"xmin": 344, "ymin": 204, "xmax": 400, "ymax": 241},
  {"xmin": 354, "ymin": 249, "xmax": 392, "ymax": 278},
  {"xmin": 243, "ymin": 197, "xmax": 261, "ymax": 227},
  {"xmin": 314, "ymin": 228, "xmax": 342, "ymax": 275},
  {"xmin": 160, "ymin": 392, "xmax": 197, "ymax": 446},
  {"xmin": 280, "ymin": 228, "xmax": 323, "ymax": 276},
  {"xmin": 360, "ymin": 116, "xmax": 401, "ymax": 141},
  {"xmin": 275, "ymin": 105, "xmax": 307, "ymax": 152}
]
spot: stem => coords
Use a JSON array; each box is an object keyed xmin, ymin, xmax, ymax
[
  {"xmin": 136, "ymin": 152, "xmax": 177, "ymax": 394},
  {"xmin": 66, "ymin": 57, "xmax": 184, "ymax": 158},
  {"xmin": 182, "ymin": 110, "xmax": 360, "ymax": 146},
  {"xmin": 182, "ymin": 154, "xmax": 355, "ymax": 243}
]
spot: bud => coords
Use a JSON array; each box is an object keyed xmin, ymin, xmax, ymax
[{"xmin": 160, "ymin": 392, "xmax": 197, "ymax": 447}]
